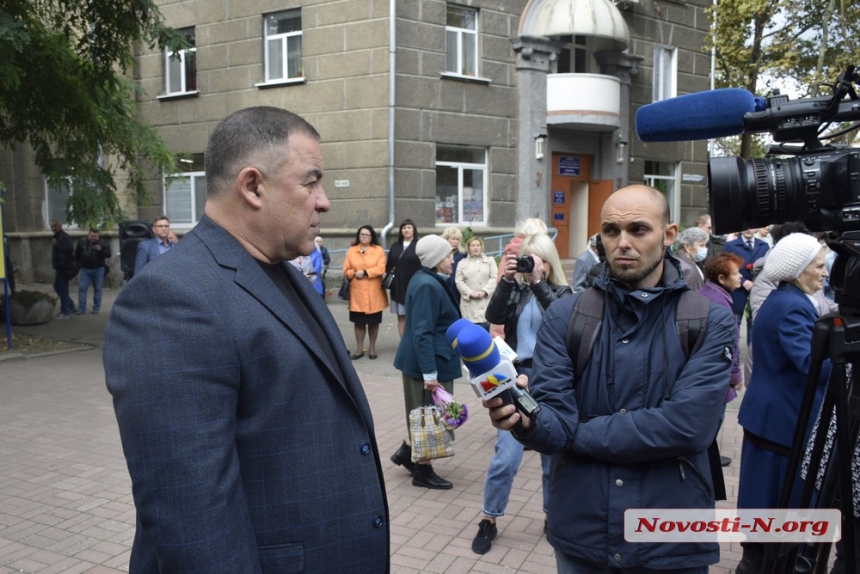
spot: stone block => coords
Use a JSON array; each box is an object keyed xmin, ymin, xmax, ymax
[
  {"xmin": 463, "ymin": 84, "xmax": 517, "ymax": 118},
  {"xmin": 395, "ymin": 141, "xmax": 434, "ymax": 169},
  {"xmin": 311, "ymin": 0, "xmax": 373, "ymax": 26},
  {"xmin": 492, "ymin": 148, "xmax": 517, "ymax": 175},
  {"xmin": 345, "ymin": 75, "xmax": 390, "ymax": 109},
  {"xmin": 483, "ymin": 34, "xmax": 515, "ymax": 65},
  {"xmin": 397, "ymin": 49, "xmax": 421, "ymax": 76},
  {"xmin": 371, "ymin": 47, "xmax": 390, "ymax": 74},
  {"xmin": 318, "ymin": 50, "xmax": 373, "ymax": 79},
  {"xmin": 394, "ymin": 109, "xmax": 421, "ymax": 139},
  {"xmin": 397, "ymin": 19, "xmax": 444, "ymax": 52},
  {"xmin": 345, "ymin": 18, "xmax": 390, "ymax": 51},
  {"xmin": 425, "ymin": 112, "xmax": 512, "ymax": 148},
  {"xmin": 421, "ymin": 52, "xmax": 446, "ymax": 77},
  {"xmin": 396, "ymin": 75, "xmax": 440, "ymax": 110},
  {"xmin": 344, "ymin": 140, "xmax": 388, "ymax": 168},
  {"xmin": 315, "ymin": 110, "xmax": 374, "ymax": 142},
  {"xmin": 228, "ymin": 38, "xmax": 263, "ymax": 68},
  {"xmin": 202, "ymin": 18, "xmax": 254, "ymax": 47},
  {"xmin": 306, "ymin": 26, "xmax": 346, "ymax": 55}
]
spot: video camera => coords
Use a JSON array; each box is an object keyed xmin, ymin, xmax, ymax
[{"xmin": 637, "ymin": 66, "xmax": 860, "ymax": 309}]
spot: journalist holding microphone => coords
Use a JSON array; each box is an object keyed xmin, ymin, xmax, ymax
[{"xmin": 484, "ymin": 185, "xmax": 735, "ymax": 574}]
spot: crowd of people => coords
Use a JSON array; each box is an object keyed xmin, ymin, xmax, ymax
[{"xmin": 60, "ymin": 105, "xmax": 850, "ymax": 574}]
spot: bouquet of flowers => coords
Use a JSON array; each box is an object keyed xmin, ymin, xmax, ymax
[{"xmin": 432, "ymin": 386, "xmax": 469, "ymax": 429}]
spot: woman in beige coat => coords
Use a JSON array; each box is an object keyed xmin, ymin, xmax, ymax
[
  {"xmin": 455, "ymin": 237, "xmax": 497, "ymax": 330},
  {"xmin": 342, "ymin": 225, "xmax": 388, "ymax": 359}
]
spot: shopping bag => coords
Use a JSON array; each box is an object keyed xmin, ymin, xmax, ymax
[
  {"xmin": 337, "ymin": 277, "xmax": 350, "ymax": 301},
  {"xmin": 409, "ymin": 405, "xmax": 454, "ymax": 462}
]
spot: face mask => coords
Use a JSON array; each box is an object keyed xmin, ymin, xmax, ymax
[{"xmin": 693, "ymin": 247, "xmax": 708, "ymax": 262}]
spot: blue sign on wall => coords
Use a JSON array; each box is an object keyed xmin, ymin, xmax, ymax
[
  {"xmin": 553, "ymin": 190, "xmax": 565, "ymax": 205},
  {"xmin": 554, "ymin": 213, "xmax": 565, "ymax": 222},
  {"xmin": 559, "ymin": 156, "xmax": 581, "ymax": 177}
]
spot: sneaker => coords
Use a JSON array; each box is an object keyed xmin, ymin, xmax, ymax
[
  {"xmin": 75, "ymin": 310, "xmax": 85, "ymax": 315},
  {"xmin": 53, "ymin": 313, "xmax": 69, "ymax": 320},
  {"xmin": 471, "ymin": 519, "xmax": 498, "ymax": 554},
  {"xmin": 91, "ymin": 309, "xmax": 100, "ymax": 314}
]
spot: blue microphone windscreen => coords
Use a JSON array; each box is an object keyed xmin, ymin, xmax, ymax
[
  {"xmin": 452, "ymin": 323, "xmax": 500, "ymax": 377},
  {"xmin": 636, "ymin": 88, "xmax": 755, "ymax": 142},
  {"xmin": 446, "ymin": 318, "xmax": 474, "ymax": 345}
]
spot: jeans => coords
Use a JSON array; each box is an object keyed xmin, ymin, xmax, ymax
[
  {"xmin": 555, "ymin": 551, "xmax": 708, "ymax": 574},
  {"xmin": 482, "ymin": 364, "xmax": 551, "ymax": 517},
  {"xmin": 78, "ymin": 267, "xmax": 105, "ymax": 312},
  {"xmin": 482, "ymin": 429, "xmax": 551, "ymax": 516},
  {"xmin": 53, "ymin": 271, "xmax": 74, "ymax": 315}
]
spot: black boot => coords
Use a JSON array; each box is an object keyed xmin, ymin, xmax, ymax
[
  {"xmin": 390, "ymin": 441, "xmax": 415, "ymax": 474},
  {"xmin": 412, "ymin": 464, "xmax": 452, "ymax": 490},
  {"xmin": 736, "ymin": 542, "xmax": 764, "ymax": 574}
]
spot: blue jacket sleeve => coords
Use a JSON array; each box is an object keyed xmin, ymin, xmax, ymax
[{"xmin": 134, "ymin": 241, "xmax": 150, "ymax": 274}]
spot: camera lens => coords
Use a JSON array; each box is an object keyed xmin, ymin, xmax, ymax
[{"xmin": 709, "ymin": 152, "xmax": 860, "ymax": 234}]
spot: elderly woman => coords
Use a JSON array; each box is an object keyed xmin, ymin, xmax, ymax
[
  {"xmin": 735, "ymin": 233, "xmax": 832, "ymax": 574},
  {"xmin": 698, "ymin": 252, "xmax": 745, "ymax": 466},
  {"xmin": 674, "ymin": 226, "xmax": 709, "ymax": 291},
  {"xmin": 454, "ymin": 236, "xmax": 497, "ymax": 330},
  {"xmin": 342, "ymin": 225, "xmax": 388, "ymax": 359},
  {"xmin": 391, "ymin": 235, "xmax": 461, "ymax": 490}
]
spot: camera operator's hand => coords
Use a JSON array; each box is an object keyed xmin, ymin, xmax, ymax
[
  {"xmin": 503, "ymin": 253, "xmax": 519, "ymax": 281},
  {"xmin": 483, "ymin": 374, "xmax": 532, "ymax": 431}
]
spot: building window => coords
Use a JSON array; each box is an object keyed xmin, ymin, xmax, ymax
[
  {"xmin": 435, "ymin": 147, "xmax": 486, "ymax": 225},
  {"xmin": 652, "ymin": 46, "xmax": 677, "ymax": 102},
  {"xmin": 644, "ymin": 161, "xmax": 678, "ymax": 219},
  {"xmin": 164, "ymin": 154, "xmax": 206, "ymax": 225},
  {"xmin": 264, "ymin": 9, "xmax": 303, "ymax": 82},
  {"xmin": 446, "ymin": 5, "xmax": 478, "ymax": 77},
  {"xmin": 555, "ymin": 35, "xmax": 589, "ymax": 74},
  {"xmin": 164, "ymin": 27, "xmax": 197, "ymax": 95},
  {"xmin": 45, "ymin": 177, "xmax": 72, "ymax": 227}
]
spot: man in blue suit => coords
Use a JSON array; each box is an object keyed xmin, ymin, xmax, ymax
[
  {"xmin": 133, "ymin": 215, "xmax": 174, "ymax": 274},
  {"xmin": 723, "ymin": 228, "xmax": 770, "ymax": 340},
  {"xmin": 104, "ymin": 107, "xmax": 389, "ymax": 573}
]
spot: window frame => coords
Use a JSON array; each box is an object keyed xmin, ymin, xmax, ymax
[
  {"xmin": 260, "ymin": 9, "xmax": 304, "ymax": 87},
  {"xmin": 163, "ymin": 166, "xmax": 207, "ymax": 228},
  {"xmin": 162, "ymin": 27, "xmax": 197, "ymax": 97},
  {"xmin": 652, "ymin": 45, "xmax": 677, "ymax": 102},
  {"xmin": 445, "ymin": 4, "xmax": 479, "ymax": 78},
  {"xmin": 435, "ymin": 147, "xmax": 488, "ymax": 227},
  {"xmin": 644, "ymin": 161, "xmax": 679, "ymax": 221},
  {"xmin": 44, "ymin": 176, "xmax": 76, "ymax": 229}
]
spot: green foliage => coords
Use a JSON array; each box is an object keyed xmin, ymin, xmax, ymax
[
  {"xmin": 0, "ymin": 0, "xmax": 189, "ymax": 228},
  {"xmin": 706, "ymin": 0, "xmax": 860, "ymax": 158}
]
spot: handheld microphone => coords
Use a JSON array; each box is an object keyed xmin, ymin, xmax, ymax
[
  {"xmin": 636, "ymin": 88, "xmax": 762, "ymax": 142},
  {"xmin": 446, "ymin": 319, "xmax": 541, "ymax": 420}
]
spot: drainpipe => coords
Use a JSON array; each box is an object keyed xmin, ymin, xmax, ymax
[{"xmin": 380, "ymin": 0, "xmax": 397, "ymax": 248}]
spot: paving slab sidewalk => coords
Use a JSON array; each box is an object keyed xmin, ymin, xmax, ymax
[{"xmin": 0, "ymin": 285, "xmax": 748, "ymax": 573}]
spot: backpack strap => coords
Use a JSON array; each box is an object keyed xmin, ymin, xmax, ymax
[
  {"xmin": 674, "ymin": 290, "xmax": 711, "ymax": 362},
  {"xmin": 674, "ymin": 291, "xmax": 727, "ymax": 502},
  {"xmin": 565, "ymin": 287, "xmax": 604, "ymax": 381}
]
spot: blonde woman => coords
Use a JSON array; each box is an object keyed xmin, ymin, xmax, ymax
[
  {"xmin": 474, "ymin": 233, "xmax": 571, "ymax": 554},
  {"xmin": 441, "ymin": 226, "xmax": 467, "ymax": 305},
  {"xmin": 455, "ymin": 236, "xmax": 497, "ymax": 330}
]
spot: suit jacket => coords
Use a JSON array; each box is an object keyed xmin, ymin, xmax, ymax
[
  {"xmin": 723, "ymin": 237, "xmax": 770, "ymax": 314},
  {"xmin": 134, "ymin": 237, "xmax": 174, "ymax": 274},
  {"xmin": 104, "ymin": 215, "xmax": 389, "ymax": 574}
]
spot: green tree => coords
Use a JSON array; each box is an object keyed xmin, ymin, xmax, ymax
[
  {"xmin": 707, "ymin": 0, "xmax": 860, "ymax": 157},
  {"xmin": 0, "ymin": 0, "xmax": 187, "ymax": 228}
]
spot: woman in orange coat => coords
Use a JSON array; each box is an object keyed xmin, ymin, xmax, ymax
[{"xmin": 342, "ymin": 225, "xmax": 388, "ymax": 359}]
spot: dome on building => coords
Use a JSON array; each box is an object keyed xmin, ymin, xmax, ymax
[{"xmin": 521, "ymin": 0, "xmax": 630, "ymax": 52}]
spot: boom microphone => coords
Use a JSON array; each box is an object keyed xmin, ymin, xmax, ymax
[{"xmin": 636, "ymin": 88, "xmax": 762, "ymax": 142}]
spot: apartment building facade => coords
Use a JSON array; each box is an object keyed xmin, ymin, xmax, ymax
[{"xmin": 1, "ymin": 0, "xmax": 713, "ymax": 281}]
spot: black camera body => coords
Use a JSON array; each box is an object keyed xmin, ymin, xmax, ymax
[
  {"xmin": 708, "ymin": 67, "xmax": 860, "ymax": 236},
  {"xmin": 515, "ymin": 255, "xmax": 534, "ymax": 273}
]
